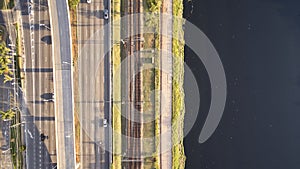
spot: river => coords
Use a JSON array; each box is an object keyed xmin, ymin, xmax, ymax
[{"xmin": 183, "ymin": 0, "xmax": 300, "ymax": 168}]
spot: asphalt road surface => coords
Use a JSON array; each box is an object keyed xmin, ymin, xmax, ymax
[
  {"xmin": 77, "ymin": 0, "xmax": 111, "ymax": 168},
  {"xmin": 19, "ymin": 0, "xmax": 57, "ymax": 168},
  {"xmin": 48, "ymin": 0, "xmax": 76, "ymax": 168},
  {"xmin": 0, "ymin": 77, "xmax": 14, "ymax": 168}
]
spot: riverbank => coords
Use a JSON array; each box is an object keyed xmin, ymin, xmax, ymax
[{"xmin": 172, "ymin": 0, "xmax": 186, "ymax": 168}]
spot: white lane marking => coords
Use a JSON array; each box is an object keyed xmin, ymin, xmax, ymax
[{"xmin": 27, "ymin": 129, "xmax": 34, "ymax": 139}]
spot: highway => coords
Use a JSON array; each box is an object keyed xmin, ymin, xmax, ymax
[
  {"xmin": 19, "ymin": 0, "xmax": 57, "ymax": 168},
  {"xmin": 77, "ymin": 0, "xmax": 111, "ymax": 168},
  {"xmin": 48, "ymin": 0, "xmax": 76, "ymax": 168}
]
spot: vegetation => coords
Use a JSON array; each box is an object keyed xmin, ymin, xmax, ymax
[
  {"xmin": 0, "ymin": 109, "xmax": 15, "ymax": 121},
  {"xmin": 0, "ymin": 24, "xmax": 22, "ymax": 85},
  {"xmin": 144, "ymin": 0, "xmax": 161, "ymax": 29},
  {"xmin": 14, "ymin": 23, "xmax": 22, "ymax": 86},
  {"xmin": 67, "ymin": 0, "xmax": 80, "ymax": 162},
  {"xmin": 10, "ymin": 109, "xmax": 23, "ymax": 169},
  {"xmin": 8, "ymin": 0, "xmax": 14, "ymax": 9},
  {"xmin": 68, "ymin": 0, "xmax": 80, "ymax": 11},
  {"xmin": 0, "ymin": 0, "xmax": 14, "ymax": 9},
  {"xmin": 172, "ymin": 0, "xmax": 186, "ymax": 169},
  {"xmin": 111, "ymin": 0, "xmax": 122, "ymax": 168},
  {"xmin": 0, "ymin": 109, "xmax": 23, "ymax": 168},
  {"xmin": 0, "ymin": 41, "xmax": 13, "ymax": 80},
  {"xmin": 0, "ymin": 22, "xmax": 23, "ymax": 169},
  {"xmin": 145, "ymin": 0, "xmax": 161, "ymax": 12},
  {"xmin": 143, "ymin": 0, "xmax": 162, "ymax": 167}
]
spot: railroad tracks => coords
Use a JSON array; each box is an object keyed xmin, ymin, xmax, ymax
[{"xmin": 123, "ymin": 0, "xmax": 142, "ymax": 168}]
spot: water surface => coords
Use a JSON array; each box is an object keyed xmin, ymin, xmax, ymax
[{"xmin": 183, "ymin": 0, "xmax": 300, "ymax": 168}]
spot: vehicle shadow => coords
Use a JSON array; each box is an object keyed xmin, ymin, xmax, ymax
[
  {"xmin": 40, "ymin": 93, "xmax": 54, "ymax": 100},
  {"xmin": 41, "ymin": 35, "xmax": 52, "ymax": 45}
]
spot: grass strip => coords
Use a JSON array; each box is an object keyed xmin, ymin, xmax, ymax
[
  {"xmin": 68, "ymin": 0, "xmax": 80, "ymax": 11},
  {"xmin": 0, "ymin": 0, "xmax": 14, "ymax": 9},
  {"xmin": 172, "ymin": 0, "xmax": 186, "ymax": 169},
  {"xmin": 111, "ymin": 0, "xmax": 122, "ymax": 168},
  {"xmin": 67, "ymin": 2, "xmax": 80, "ymax": 162},
  {"xmin": 143, "ymin": 1, "xmax": 161, "ymax": 168},
  {"xmin": 10, "ymin": 110, "xmax": 24, "ymax": 169},
  {"xmin": 15, "ymin": 23, "xmax": 22, "ymax": 87}
]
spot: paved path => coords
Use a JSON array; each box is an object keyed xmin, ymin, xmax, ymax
[
  {"xmin": 0, "ymin": 9, "xmax": 20, "ymax": 169},
  {"xmin": 0, "ymin": 76, "xmax": 13, "ymax": 169},
  {"xmin": 160, "ymin": 0, "xmax": 173, "ymax": 168}
]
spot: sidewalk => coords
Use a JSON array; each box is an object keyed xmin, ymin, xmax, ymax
[
  {"xmin": 0, "ymin": 76, "xmax": 13, "ymax": 169},
  {"xmin": 0, "ymin": 119, "xmax": 13, "ymax": 169}
]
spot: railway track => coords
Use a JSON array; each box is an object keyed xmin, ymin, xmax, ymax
[{"xmin": 123, "ymin": 0, "xmax": 142, "ymax": 168}]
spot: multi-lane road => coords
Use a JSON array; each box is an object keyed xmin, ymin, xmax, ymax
[
  {"xmin": 19, "ymin": 0, "xmax": 111, "ymax": 168},
  {"xmin": 18, "ymin": 1, "xmax": 120, "ymax": 168},
  {"xmin": 19, "ymin": 0, "xmax": 57, "ymax": 168},
  {"xmin": 77, "ymin": 0, "xmax": 111, "ymax": 168}
]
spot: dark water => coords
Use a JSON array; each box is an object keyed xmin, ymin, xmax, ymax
[{"xmin": 183, "ymin": 0, "xmax": 300, "ymax": 169}]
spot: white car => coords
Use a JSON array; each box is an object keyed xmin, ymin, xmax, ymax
[
  {"xmin": 103, "ymin": 119, "xmax": 107, "ymax": 127},
  {"xmin": 103, "ymin": 9, "xmax": 109, "ymax": 20},
  {"xmin": 87, "ymin": 0, "xmax": 91, "ymax": 3}
]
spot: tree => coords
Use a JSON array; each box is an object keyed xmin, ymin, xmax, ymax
[
  {"xmin": 0, "ymin": 42, "xmax": 12, "ymax": 75},
  {"xmin": 20, "ymin": 145, "xmax": 26, "ymax": 152},
  {"xmin": 4, "ymin": 74, "xmax": 13, "ymax": 83},
  {"xmin": 0, "ymin": 109, "xmax": 15, "ymax": 121},
  {"xmin": 68, "ymin": 0, "xmax": 80, "ymax": 10}
]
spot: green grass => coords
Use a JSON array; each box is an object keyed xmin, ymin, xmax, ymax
[
  {"xmin": 112, "ymin": 45, "xmax": 122, "ymax": 169},
  {"xmin": 8, "ymin": 0, "xmax": 14, "ymax": 9},
  {"xmin": 0, "ymin": 0, "xmax": 4, "ymax": 9},
  {"xmin": 111, "ymin": 0, "xmax": 122, "ymax": 168},
  {"xmin": 172, "ymin": 0, "xmax": 186, "ymax": 169},
  {"xmin": 142, "ymin": 67, "xmax": 156, "ymax": 169},
  {"xmin": 10, "ymin": 110, "xmax": 24, "ymax": 169},
  {"xmin": 68, "ymin": 0, "xmax": 80, "ymax": 10},
  {"xmin": 0, "ymin": 23, "xmax": 23, "ymax": 169},
  {"xmin": 143, "ymin": 1, "xmax": 161, "ymax": 168},
  {"xmin": 0, "ymin": 0, "xmax": 14, "ymax": 9},
  {"xmin": 15, "ymin": 24, "xmax": 22, "ymax": 87},
  {"xmin": 111, "ymin": 0, "xmax": 186, "ymax": 168}
]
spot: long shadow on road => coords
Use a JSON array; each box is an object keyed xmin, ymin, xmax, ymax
[{"xmin": 18, "ymin": 88, "xmax": 56, "ymax": 168}]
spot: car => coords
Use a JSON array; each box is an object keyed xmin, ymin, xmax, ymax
[
  {"xmin": 103, "ymin": 119, "xmax": 107, "ymax": 127},
  {"xmin": 87, "ymin": 0, "xmax": 91, "ymax": 3},
  {"xmin": 103, "ymin": 9, "xmax": 109, "ymax": 20}
]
